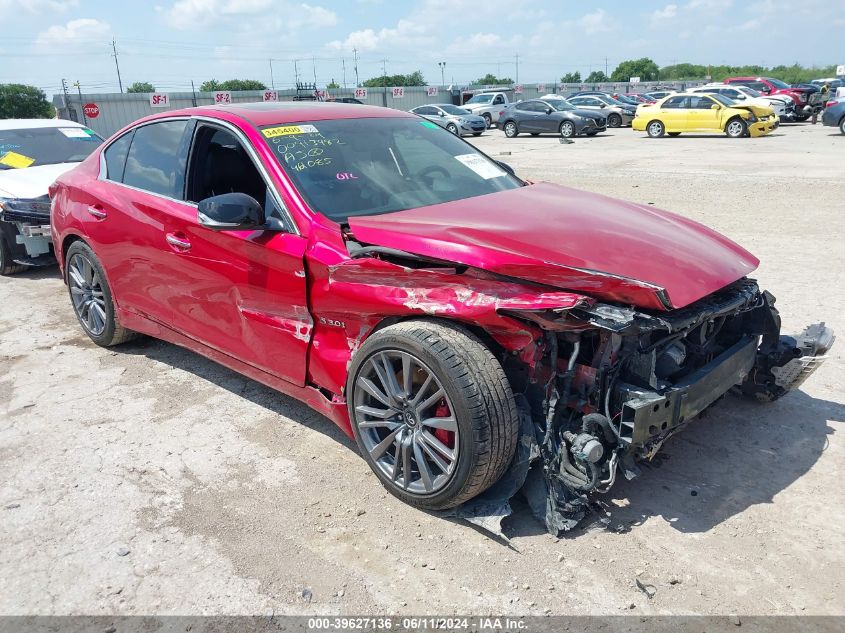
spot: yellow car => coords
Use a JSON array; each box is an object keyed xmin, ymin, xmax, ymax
[{"xmin": 632, "ymin": 93, "xmax": 778, "ymax": 138}]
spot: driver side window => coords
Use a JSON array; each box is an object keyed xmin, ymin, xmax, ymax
[{"xmin": 186, "ymin": 125, "xmax": 270, "ymax": 212}]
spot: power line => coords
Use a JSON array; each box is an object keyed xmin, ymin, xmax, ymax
[{"xmin": 111, "ymin": 39, "xmax": 124, "ymax": 93}]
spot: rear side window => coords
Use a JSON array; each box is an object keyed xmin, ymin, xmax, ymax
[
  {"xmin": 662, "ymin": 96, "xmax": 687, "ymax": 109},
  {"xmin": 103, "ymin": 131, "xmax": 133, "ymax": 182},
  {"xmin": 122, "ymin": 120, "xmax": 189, "ymax": 198}
]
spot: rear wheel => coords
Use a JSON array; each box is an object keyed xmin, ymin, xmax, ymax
[
  {"xmin": 608, "ymin": 113, "xmax": 623, "ymax": 128},
  {"xmin": 725, "ymin": 117, "xmax": 748, "ymax": 138},
  {"xmin": 0, "ymin": 230, "xmax": 27, "ymax": 276},
  {"xmin": 347, "ymin": 320, "xmax": 518, "ymax": 511},
  {"xmin": 647, "ymin": 120, "xmax": 665, "ymax": 138},
  {"xmin": 840, "ymin": 116, "xmax": 845, "ymax": 135},
  {"xmin": 482, "ymin": 113, "xmax": 492, "ymax": 129},
  {"xmin": 65, "ymin": 241, "xmax": 138, "ymax": 347},
  {"xmin": 559, "ymin": 121, "xmax": 576, "ymax": 138},
  {"xmin": 503, "ymin": 121, "xmax": 519, "ymax": 138}
]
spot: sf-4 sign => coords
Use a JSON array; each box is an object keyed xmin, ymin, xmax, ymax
[
  {"xmin": 214, "ymin": 91, "xmax": 232, "ymax": 104},
  {"xmin": 392, "ymin": 87, "xmax": 405, "ymax": 98},
  {"xmin": 149, "ymin": 93, "xmax": 169, "ymax": 108}
]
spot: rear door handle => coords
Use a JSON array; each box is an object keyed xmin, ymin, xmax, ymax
[
  {"xmin": 166, "ymin": 233, "xmax": 191, "ymax": 250},
  {"xmin": 86, "ymin": 205, "xmax": 107, "ymax": 219}
]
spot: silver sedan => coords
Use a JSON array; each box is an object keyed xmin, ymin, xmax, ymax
[
  {"xmin": 566, "ymin": 95, "xmax": 637, "ymax": 127},
  {"xmin": 409, "ymin": 104, "xmax": 488, "ymax": 136}
]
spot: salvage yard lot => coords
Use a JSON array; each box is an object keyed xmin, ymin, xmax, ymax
[{"xmin": 1, "ymin": 123, "xmax": 842, "ymax": 616}]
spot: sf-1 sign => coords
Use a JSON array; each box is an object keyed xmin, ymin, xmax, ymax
[{"xmin": 149, "ymin": 93, "xmax": 169, "ymax": 108}]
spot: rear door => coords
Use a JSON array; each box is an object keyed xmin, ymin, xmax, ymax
[
  {"xmin": 78, "ymin": 118, "xmax": 193, "ymax": 325},
  {"xmin": 160, "ymin": 120, "xmax": 310, "ymax": 385},
  {"xmin": 513, "ymin": 101, "xmax": 543, "ymax": 132},
  {"xmin": 657, "ymin": 95, "xmax": 689, "ymax": 130}
]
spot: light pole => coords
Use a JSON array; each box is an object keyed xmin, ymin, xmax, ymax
[{"xmin": 438, "ymin": 61, "xmax": 446, "ymax": 86}]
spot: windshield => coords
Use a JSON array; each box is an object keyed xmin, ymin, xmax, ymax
[
  {"xmin": 0, "ymin": 126, "xmax": 102, "ymax": 170},
  {"xmin": 439, "ymin": 105, "xmax": 471, "ymax": 116},
  {"xmin": 465, "ymin": 94, "xmax": 493, "ymax": 104},
  {"xmin": 547, "ymin": 99, "xmax": 575, "ymax": 111},
  {"xmin": 767, "ymin": 78, "xmax": 790, "ymax": 89},
  {"xmin": 737, "ymin": 86, "xmax": 760, "ymax": 97},
  {"xmin": 614, "ymin": 95, "xmax": 638, "ymax": 105},
  {"xmin": 261, "ymin": 118, "xmax": 522, "ymax": 223}
]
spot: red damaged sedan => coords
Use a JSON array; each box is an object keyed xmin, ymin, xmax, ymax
[{"xmin": 50, "ymin": 103, "xmax": 834, "ymax": 533}]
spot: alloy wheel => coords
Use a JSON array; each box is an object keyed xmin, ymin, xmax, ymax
[
  {"xmin": 727, "ymin": 120, "xmax": 745, "ymax": 137},
  {"xmin": 68, "ymin": 253, "xmax": 107, "ymax": 336},
  {"xmin": 353, "ymin": 350, "xmax": 459, "ymax": 495},
  {"xmin": 560, "ymin": 121, "xmax": 575, "ymax": 138},
  {"xmin": 648, "ymin": 121, "xmax": 664, "ymax": 137},
  {"xmin": 504, "ymin": 122, "xmax": 518, "ymax": 137}
]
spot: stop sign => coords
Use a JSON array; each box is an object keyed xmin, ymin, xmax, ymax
[{"xmin": 83, "ymin": 103, "xmax": 100, "ymax": 118}]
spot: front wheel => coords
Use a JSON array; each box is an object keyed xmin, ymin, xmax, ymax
[
  {"xmin": 647, "ymin": 120, "xmax": 665, "ymax": 138},
  {"xmin": 607, "ymin": 113, "xmax": 622, "ymax": 128},
  {"xmin": 725, "ymin": 117, "xmax": 748, "ymax": 138},
  {"xmin": 347, "ymin": 320, "xmax": 518, "ymax": 511},
  {"xmin": 559, "ymin": 121, "xmax": 576, "ymax": 138},
  {"xmin": 839, "ymin": 117, "xmax": 845, "ymax": 135},
  {"xmin": 65, "ymin": 241, "xmax": 138, "ymax": 347},
  {"xmin": 446, "ymin": 123, "xmax": 459, "ymax": 135},
  {"xmin": 503, "ymin": 121, "xmax": 519, "ymax": 137},
  {"xmin": 0, "ymin": 230, "xmax": 27, "ymax": 276},
  {"xmin": 472, "ymin": 132, "xmax": 482, "ymax": 137}
]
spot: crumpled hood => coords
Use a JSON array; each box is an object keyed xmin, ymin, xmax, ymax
[
  {"xmin": 0, "ymin": 163, "xmax": 78, "ymax": 199},
  {"xmin": 348, "ymin": 182, "xmax": 759, "ymax": 311},
  {"xmin": 732, "ymin": 103, "xmax": 775, "ymax": 117}
]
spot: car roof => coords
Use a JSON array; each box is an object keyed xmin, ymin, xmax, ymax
[
  {"xmin": 148, "ymin": 102, "xmax": 414, "ymax": 127},
  {"xmin": 0, "ymin": 118, "xmax": 85, "ymax": 131}
]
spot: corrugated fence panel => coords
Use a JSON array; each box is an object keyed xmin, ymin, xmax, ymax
[{"xmin": 53, "ymin": 80, "xmax": 708, "ymax": 137}]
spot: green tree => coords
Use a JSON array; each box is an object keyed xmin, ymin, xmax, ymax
[
  {"xmin": 327, "ymin": 79, "xmax": 340, "ymax": 89},
  {"xmin": 657, "ymin": 63, "xmax": 707, "ymax": 80},
  {"xmin": 362, "ymin": 71, "xmax": 426, "ymax": 87},
  {"xmin": 584, "ymin": 70, "xmax": 609, "ymax": 83},
  {"xmin": 611, "ymin": 58, "xmax": 660, "ymax": 82},
  {"xmin": 475, "ymin": 73, "xmax": 513, "ymax": 86},
  {"xmin": 200, "ymin": 79, "xmax": 221, "ymax": 92},
  {"xmin": 126, "ymin": 81, "xmax": 155, "ymax": 93},
  {"xmin": 560, "ymin": 71, "xmax": 581, "ymax": 83},
  {"xmin": 218, "ymin": 79, "xmax": 266, "ymax": 91},
  {"xmin": 0, "ymin": 84, "xmax": 53, "ymax": 119}
]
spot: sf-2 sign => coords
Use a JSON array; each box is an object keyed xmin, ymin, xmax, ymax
[{"xmin": 214, "ymin": 91, "xmax": 232, "ymax": 104}]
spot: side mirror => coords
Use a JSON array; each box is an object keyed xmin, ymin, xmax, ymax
[
  {"xmin": 439, "ymin": 112, "xmax": 445, "ymax": 117},
  {"xmin": 711, "ymin": 104, "xmax": 721, "ymax": 110},
  {"xmin": 600, "ymin": 103, "xmax": 607, "ymax": 108},
  {"xmin": 198, "ymin": 192, "xmax": 265, "ymax": 231},
  {"xmin": 545, "ymin": 107, "xmax": 553, "ymax": 114}
]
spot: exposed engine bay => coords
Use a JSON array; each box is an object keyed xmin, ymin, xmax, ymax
[{"xmin": 461, "ymin": 278, "xmax": 835, "ymax": 535}]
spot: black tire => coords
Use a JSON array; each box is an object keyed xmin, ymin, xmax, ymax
[
  {"xmin": 725, "ymin": 117, "xmax": 748, "ymax": 138},
  {"xmin": 482, "ymin": 113, "xmax": 492, "ymax": 129},
  {"xmin": 502, "ymin": 120, "xmax": 519, "ymax": 137},
  {"xmin": 607, "ymin": 113, "xmax": 622, "ymax": 128},
  {"xmin": 647, "ymin": 120, "xmax": 665, "ymax": 138},
  {"xmin": 839, "ymin": 116, "xmax": 845, "ymax": 135},
  {"xmin": 472, "ymin": 132, "xmax": 482, "ymax": 137},
  {"xmin": 65, "ymin": 241, "xmax": 138, "ymax": 347},
  {"xmin": 0, "ymin": 231, "xmax": 27, "ymax": 276},
  {"xmin": 530, "ymin": 132, "xmax": 540, "ymax": 136},
  {"xmin": 347, "ymin": 320, "xmax": 518, "ymax": 511},
  {"xmin": 585, "ymin": 130, "xmax": 598, "ymax": 136},
  {"xmin": 446, "ymin": 123, "xmax": 459, "ymax": 135},
  {"xmin": 668, "ymin": 132, "xmax": 681, "ymax": 137},
  {"xmin": 559, "ymin": 120, "xmax": 576, "ymax": 138}
]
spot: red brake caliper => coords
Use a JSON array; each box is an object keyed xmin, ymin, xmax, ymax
[{"xmin": 433, "ymin": 399, "xmax": 455, "ymax": 448}]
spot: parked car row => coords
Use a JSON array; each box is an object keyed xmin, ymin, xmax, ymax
[{"xmin": 0, "ymin": 101, "xmax": 834, "ymax": 536}]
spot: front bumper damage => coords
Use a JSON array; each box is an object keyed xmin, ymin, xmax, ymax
[
  {"xmin": 0, "ymin": 197, "xmax": 56, "ymax": 266},
  {"xmin": 450, "ymin": 279, "xmax": 834, "ymax": 537}
]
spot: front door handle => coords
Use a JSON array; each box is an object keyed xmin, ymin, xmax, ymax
[
  {"xmin": 86, "ymin": 205, "xmax": 107, "ymax": 219},
  {"xmin": 166, "ymin": 233, "xmax": 191, "ymax": 250}
]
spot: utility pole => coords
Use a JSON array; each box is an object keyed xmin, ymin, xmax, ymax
[
  {"xmin": 72, "ymin": 80, "xmax": 87, "ymax": 126},
  {"xmin": 381, "ymin": 58, "xmax": 388, "ymax": 107},
  {"xmin": 293, "ymin": 59, "xmax": 300, "ymax": 84},
  {"xmin": 342, "ymin": 58, "xmax": 347, "ymax": 89},
  {"xmin": 190, "ymin": 80, "xmax": 197, "ymax": 106},
  {"xmin": 515, "ymin": 53, "xmax": 519, "ymax": 85},
  {"xmin": 312, "ymin": 56, "xmax": 317, "ymax": 84},
  {"xmin": 61, "ymin": 78, "xmax": 74, "ymax": 121},
  {"xmin": 111, "ymin": 39, "xmax": 123, "ymax": 93},
  {"xmin": 269, "ymin": 59, "xmax": 275, "ymax": 89},
  {"xmin": 353, "ymin": 48, "xmax": 359, "ymax": 86},
  {"xmin": 438, "ymin": 61, "xmax": 446, "ymax": 86},
  {"xmin": 605, "ymin": 57, "xmax": 608, "ymax": 78}
]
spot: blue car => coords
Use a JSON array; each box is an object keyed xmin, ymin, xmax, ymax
[{"xmin": 822, "ymin": 98, "xmax": 845, "ymax": 134}]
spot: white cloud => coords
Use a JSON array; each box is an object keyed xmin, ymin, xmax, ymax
[
  {"xmin": 34, "ymin": 18, "xmax": 111, "ymax": 49},
  {"xmin": 328, "ymin": 19, "xmax": 431, "ymax": 51},
  {"xmin": 651, "ymin": 4, "xmax": 678, "ymax": 24},
  {"xmin": 159, "ymin": 0, "xmax": 335, "ymax": 31},
  {"xmin": 578, "ymin": 9, "xmax": 614, "ymax": 35},
  {"xmin": 0, "ymin": 0, "xmax": 77, "ymax": 16}
]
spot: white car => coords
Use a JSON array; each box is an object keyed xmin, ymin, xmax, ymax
[
  {"xmin": 0, "ymin": 119, "xmax": 102, "ymax": 274},
  {"xmin": 691, "ymin": 84, "xmax": 795, "ymax": 121}
]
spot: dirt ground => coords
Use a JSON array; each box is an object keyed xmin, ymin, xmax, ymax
[{"xmin": 1, "ymin": 122, "xmax": 843, "ymax": 617}]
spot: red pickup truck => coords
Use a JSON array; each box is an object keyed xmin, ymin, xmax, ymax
[{"xmin": 724, "ymin": 77, "xmax": 818, "ymax": 120}]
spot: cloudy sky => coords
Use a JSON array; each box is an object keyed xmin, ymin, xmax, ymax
[{"xmin": 0, "ymin": 0, "xmax": 841, "ymax": 95}]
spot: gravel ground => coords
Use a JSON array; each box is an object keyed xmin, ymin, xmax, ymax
[{"xmin": 1, "ymin": 121, "xmax": 843, "ymax": 616}]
